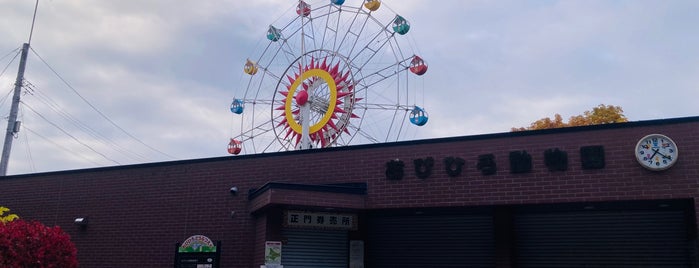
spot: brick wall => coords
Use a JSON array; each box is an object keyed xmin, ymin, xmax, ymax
[{"xmin": 0, "ymin": 117, "xmax": 697, "ymax": 267}]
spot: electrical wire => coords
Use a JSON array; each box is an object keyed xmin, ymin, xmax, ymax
[
  {"xmin": 29, "ymin": 47, "xmax": 176, "ymax": 160},
  {"xmin": 18, "ymin": 105, "xmax": 35, "ymax": 172},
  {"xmin": 24, "ymin": 79, "xmax": 151, "ymax": 162},
  {"xmin": 21, "ymin": 101, "xmax": 121, "ymax": 165},
  {"xmin": 0, "ymin": 49, "xmax": 21, "ymax": 82},
  {"xmin": 0, "ymin": 88, "xmax": 14, "ymax": 114},
  {"xmin": 21, "ymin": 124, "xmax": 104, "ymax": 167},
  {"xmin": 0, "ymin": 47, "xmax": 20, "ymax": 62},
  {"xmin": 20, "ymin": 130, "xmax": 36, "ymax": 173}
]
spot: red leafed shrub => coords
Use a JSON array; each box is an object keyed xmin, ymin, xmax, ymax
[{"xmin": 0, "ymin": 220, "xmax": 78, "ymax": 267}]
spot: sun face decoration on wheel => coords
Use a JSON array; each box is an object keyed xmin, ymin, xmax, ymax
[
  {"xmin": 229, "ymin": 0, "xmax": 429, "ymax": 155},
  {"xmin": 275, "ymin": 52, "xmax": 358, "ymax": 149}
]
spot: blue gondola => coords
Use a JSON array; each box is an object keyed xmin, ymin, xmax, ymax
[
  {"xmin": 409, "ymin": 106, "xmax": 428, "ymax": 126},
  {"xmin": 392, "ymin": 15, "xmax": 410, "ymax": 35},
  {"xmin": 267, "ymin": 25, "xmax": 281, "ymax": 42},
  {"xmin": 230, "ymin": 99, "xmax": 244, "ymax": 114},
  {"xmin": 331, "ymin": 0, "xmax": 345, "ymax": 5}
]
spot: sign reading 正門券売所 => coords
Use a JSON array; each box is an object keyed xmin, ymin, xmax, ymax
[{"xmin": 284, "ymin": 210, "xmax": 357, "ymax": 230}]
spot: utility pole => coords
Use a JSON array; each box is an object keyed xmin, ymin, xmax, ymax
[
  {"xmin": 1, "ymin": 0, "xmax": 40, "ymax": 176},
  {"xmin": 0, "ymin": 43, "xmax": 30, "ymax": 176}
]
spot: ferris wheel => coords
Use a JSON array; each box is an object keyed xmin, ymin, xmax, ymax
[{"xmin": 228, "ymin": 0, "xmax": 429, "ymax": 155}]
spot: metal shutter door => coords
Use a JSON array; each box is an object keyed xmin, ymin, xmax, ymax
[
  {"xmin": 366, "ymin": 213, "xmax": 495, "ymax": 267},
  {"xmin": 281, "ymin": 228, "xmax": 348, "ymax": 268},
  {"xmin": 515, "ymin": 209, "xmax": 691, "ymax": 267}
]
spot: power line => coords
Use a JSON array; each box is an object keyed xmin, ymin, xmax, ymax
[
  {"xmin": 0, "ymin": 51, "xmax": 20, "ymax": 121},
  {"xmin": 24, "ymin": 79, "xmax": 150, "ymax": 162},
  {"xmin": 18, "ymin": 105, "xmax": 35, "ymax": 172},
  {"xmin": 21, "ymin": 101, "xmax": 121, "ymax": 165},
  {"xmin": 29, "ymin": 47, "xmax": 177, "ymax": 160},
  {"xmin": 22, "ymin": 124, "xmax": 105, "ymax": 167},
  {"xmin": 0, "ymin": 47, "xmax": 20, "ymax": 64},
  {"xmin": 0, "ymin": 49, "xmax": 21, "ymax": 81},
  {"xmin": 0, "ymin": 88, "xmax": 14, "ymax": 113}
]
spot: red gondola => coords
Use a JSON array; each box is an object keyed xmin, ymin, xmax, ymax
[
  {"xmin": 409, "ymin": 55, "xmax": 428, "ymax": 76},
  {"xmin": 297, "ymin": 1, "xmax": 311, "ymax": 17},
  {"xmin": 227, "ymin": 139, "xmax": 242, "ymax": 155}
]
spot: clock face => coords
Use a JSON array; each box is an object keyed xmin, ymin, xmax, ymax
[{"xmin": 635, "ymin": 134, "xmax": 678, "ymax": 171}]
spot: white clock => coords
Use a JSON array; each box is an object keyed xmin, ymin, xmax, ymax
[{"xmin": 635, "ymin": 134, "xmax": 678, "ymax": 171}]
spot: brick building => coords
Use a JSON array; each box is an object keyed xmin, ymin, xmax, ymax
[{"xmin": 1, "ymin": 116, "xmax": 698, "ymax": 267}]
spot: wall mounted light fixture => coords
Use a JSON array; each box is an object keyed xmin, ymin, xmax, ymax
[
  {"xmin": 229, "ymin": 186, "xmax": 239, "ymax": 195},
  {"xmin": 74, "ymin": 217, "xmax": 88, "ymax": 227}
]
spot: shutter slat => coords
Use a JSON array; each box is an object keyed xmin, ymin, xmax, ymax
[
  {"xmin": 281, "ymin": 229, "xmax": 348, "ymax": 268},
  {"xmin": 515, "ymin": 209, "xmax": 690, "ymax": 267},
  {"xmin": 367, "ymin": 213, "xmax": 495, "ymax": 267}
]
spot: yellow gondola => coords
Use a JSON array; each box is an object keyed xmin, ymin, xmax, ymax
[
  {"xmin": 244, "ymin": 59, "xmax": 258, "ymax": 75},
  {"xmin": 364, "ymin": 0, "xmax": 380, "ymax": 11}
]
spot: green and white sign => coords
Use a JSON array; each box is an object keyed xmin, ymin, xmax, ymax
[
  {"xmin": 179, "ymin": 235, "xmax": 217, "ymax": 253},
  {"xmin": 265, "ymin": 241, "xmax": 282, "ymax": 265}
]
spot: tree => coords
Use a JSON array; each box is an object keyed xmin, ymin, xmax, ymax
[
  {"xmin": 0, "ymin": 207, "xmax": 78, "ymax": 268},
  {"xmin": 0, "ymin": 207, "xmax": 19, "ymax": 224},
  {"xmin": 512, "ymin": 104, "xmax": 628, "ymax": 131}
]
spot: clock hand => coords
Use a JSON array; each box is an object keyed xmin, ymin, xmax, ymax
[
  {"xmin": 652, "ymin": 149, "xmax": 671, "ymax": 160},
  {"xmin": 648, "ymin": 149, "xmax": 659, "ymax": 160}
]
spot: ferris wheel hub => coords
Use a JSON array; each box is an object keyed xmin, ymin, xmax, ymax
[{"xmin": 295, "ymin": 90, "xmax": 309, "ymax": 106}]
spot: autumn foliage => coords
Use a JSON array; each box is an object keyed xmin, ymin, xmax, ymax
[
  {"xmin": 0, "ymin": 220, "xmax": 78, "ymax": 267},
  {"xmin": 512, "ymin": 104, "xmax": 628, "ymax": 131}
]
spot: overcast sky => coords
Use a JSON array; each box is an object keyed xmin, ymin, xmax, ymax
[{"xmin": 0, "ymin": 0, "xmax": 697, "ymax": 175}]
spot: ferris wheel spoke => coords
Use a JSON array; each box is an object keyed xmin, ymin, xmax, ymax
[
  {"xmin": 354, "ymin": 102, "xmax": 414, "ymax": 111},
  {"xmin": 383, "ymin": 107, "xmax": 401, "ymax": 141},
  {"xmin": 235, "ymin": 119, "xmax": 275, "ymax": 143},
  {"xmin": 346, "ymin": 8, "xmax": 404, "ymax": 65},
  {"xmin": 396, "ymin": 108, "xmax": 410, "ymax": 140},
  {"xmin": 262, "ymin": 68, "xmax": 285, "ymax": 87},
  {"xmin": 318, "ymin": 5, "xmax": 343, "ymax": 53},
  {"xmin": 253, "ymin": 41, "xmax": 276, "ymax": 66},
  {"xmin": 261, "ymin": 42, "xmax": 294, "ymax": 72},
  {"xmin": 240, "ymin": 62, "xmax": 283, "ymax": 101},
  {"xmin": 307, "ymin": 5, "xmax": 337, "ymax": 55},
  {"xmin": 345, "ymin": 124, "xmax": 381, "ymax": 143},
  {"xmin": 237, "ymin": 98, "xmax": 281, "ymax": 106},
  {"xmin": 353, "ymin": 56, "xmax": 412, "ymax": 91},
  {"xmin": 331, "ymin": 6, "xmax": 369, "ymax": 57},
  {"xmin": 341, "ymin": 11, "xmax": 374, "ymax": 62}
]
